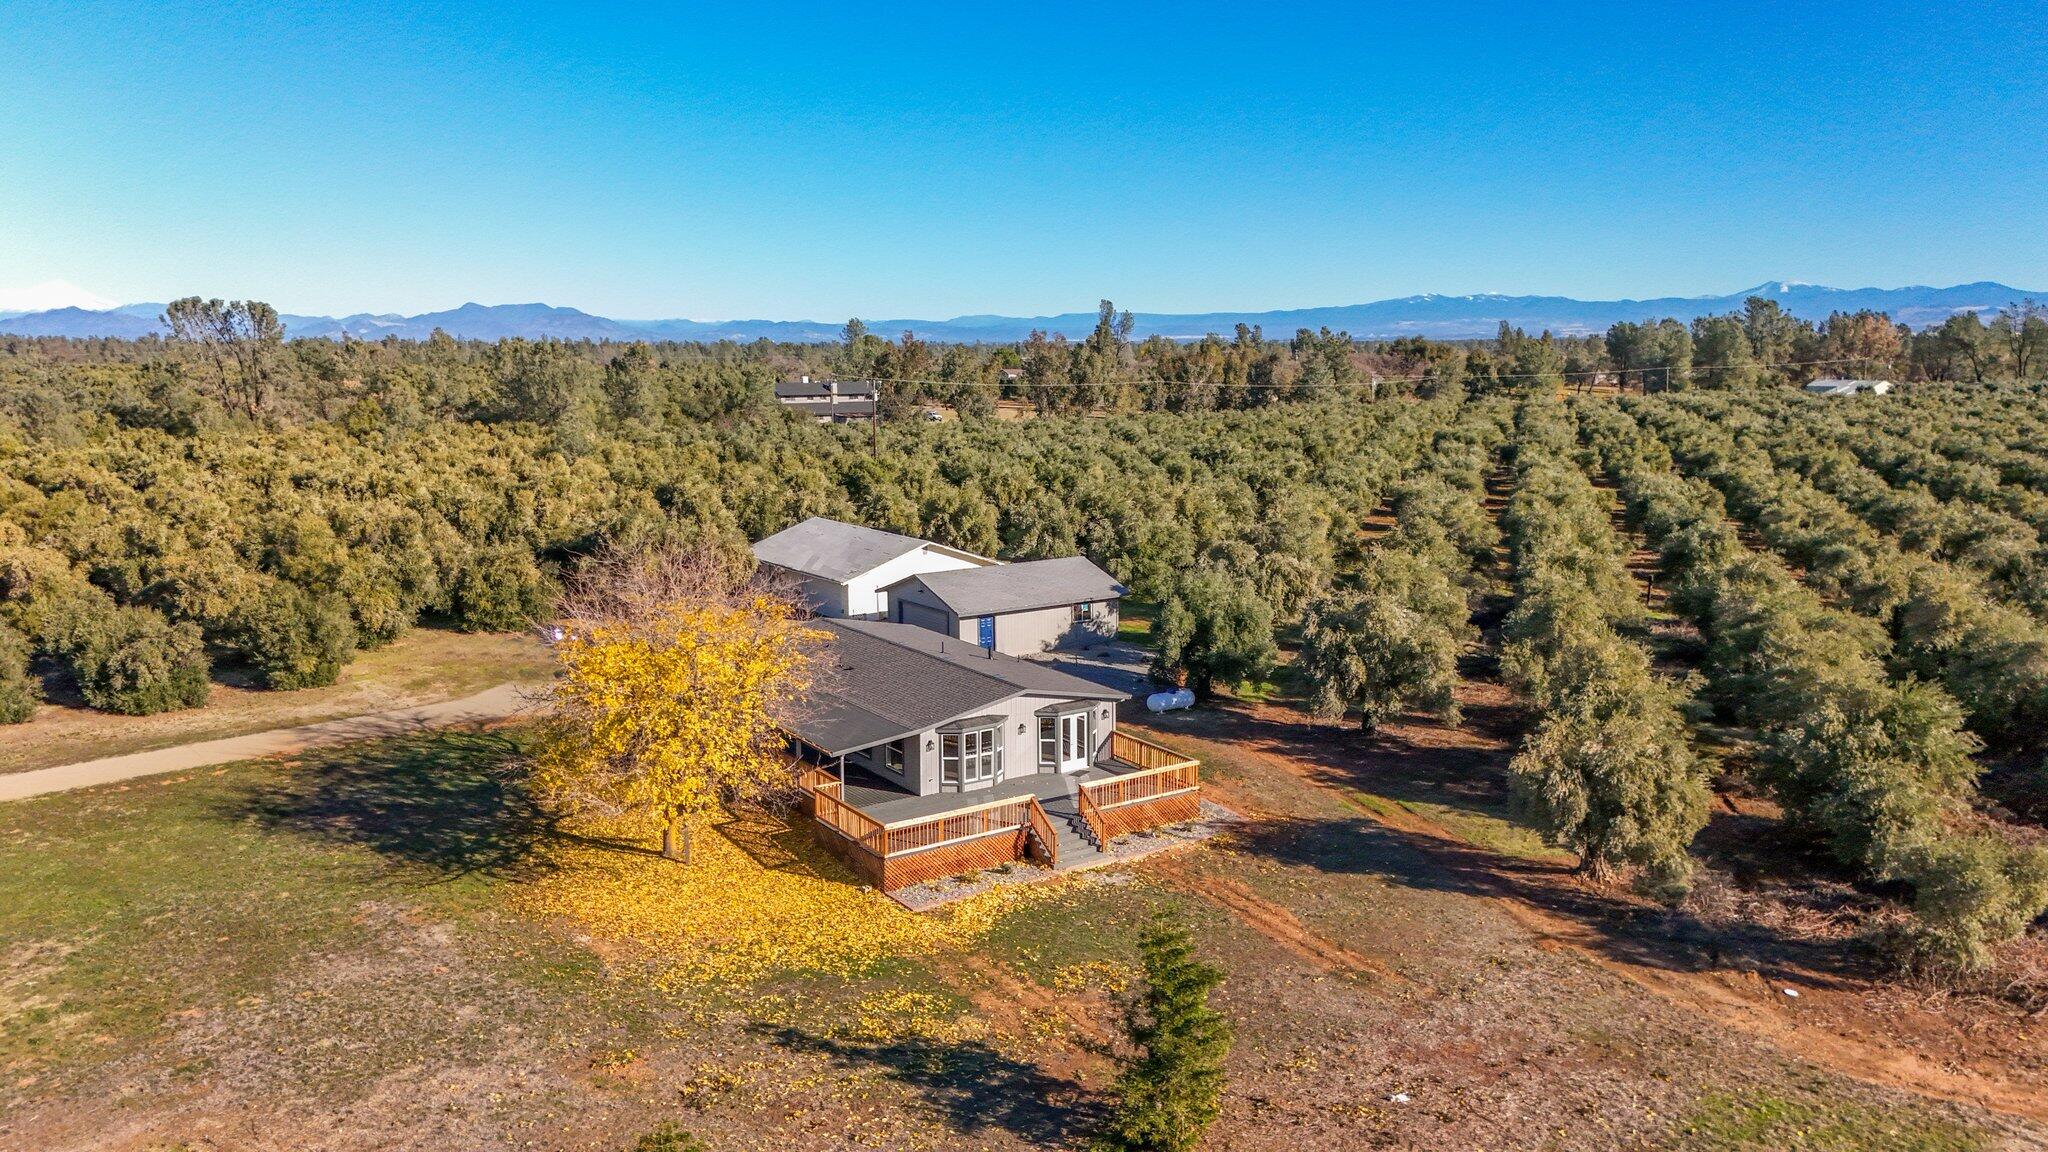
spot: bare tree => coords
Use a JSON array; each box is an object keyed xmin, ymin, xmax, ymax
[{"xmin": 160, "ymin": 297, "xmax": 285, "ymax": 417}]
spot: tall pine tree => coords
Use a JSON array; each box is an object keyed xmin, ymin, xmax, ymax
[{"xmin": 1099, "ymin": 917, "xmax": 1233, "ymax": 1152}]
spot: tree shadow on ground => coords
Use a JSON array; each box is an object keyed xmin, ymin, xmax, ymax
[
  {"xmin": 756, "ymin": 1024, "xmax": 1101, "ymax": 1146},
  {"xmin": 1226, "ymin": 808, "xmax": 1875, "ymax": 991},
  {"xmin": 229, "ymin": 728, "xmax": 826, "ymax": 886},
  {"xmin": 1173, "ymin": 701, "xmax": 1887, "ymax": 992},
  {"xmin": 714, "ymin": 809, "xmax": 836, "ymax": 877},
  {"xmin": 228, "ymin": 727, "xmax": 564, "ymax": 884}
]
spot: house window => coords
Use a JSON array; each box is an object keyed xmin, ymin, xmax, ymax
[
  {"xmin": 941, "ymin": 726, "xmax": 1001, "ymax": 786},
  {"xmin": 1038, "ymin": 716, "xmax": 1057, "ymax": 767},
  {"xmin": 884, "ymin": 740, "xmax": 904, "ymax": 776},
  {"xmin": 1073, "ymin": 602, "xmax": 1092, "ymax": 623}
]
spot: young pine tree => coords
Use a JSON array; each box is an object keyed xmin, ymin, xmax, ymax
[{"xmin": 1099, "ymin": 917, "xmax": 1233, "ymax": 1152}]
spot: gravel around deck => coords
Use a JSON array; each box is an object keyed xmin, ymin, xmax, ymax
[{"xmin": 889, "ymin": 798, "xmax": 1242, "ymax": 911}]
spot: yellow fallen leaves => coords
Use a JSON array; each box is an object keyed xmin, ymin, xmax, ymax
[
  {"xmin": 838, "ymin": 989, "xmax": 987, "ymax": 1045},
  {"xmin": 1051, "ymin": 958, "xmax": 1139, "ymax": 996},
  {"xmin": 510, "ymin": 808, "xmax": 1058, "ymax": 986}
]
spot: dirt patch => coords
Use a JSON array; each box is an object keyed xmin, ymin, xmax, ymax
[
  {"xmin": 1149, "ymin": 857, "xmax": 1406, "ymax": 983},
  {"xmin": 1134, "ymin": 671, "xmax": 2048, "ymax": 1126}
]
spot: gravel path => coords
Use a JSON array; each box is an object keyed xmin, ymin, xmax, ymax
[{"xmin": 0, "ymin": 682, "xmax": 538, "ymax": 803}]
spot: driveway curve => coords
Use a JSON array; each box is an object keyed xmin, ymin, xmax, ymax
[{"xmin": 0, "ymin": 682, "xmax": 537, "ymax": 803}]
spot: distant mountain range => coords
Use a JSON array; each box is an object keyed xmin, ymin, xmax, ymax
[{"xmin": 0, "ymin": 282, "xmax": 2035, "ymax": 344}]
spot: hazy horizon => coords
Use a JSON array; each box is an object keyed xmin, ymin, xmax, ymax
[{"xmin": 4, "ymin": 3, "xmax": 2044, "ymax": 320}]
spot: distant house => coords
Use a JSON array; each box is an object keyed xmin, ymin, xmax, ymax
[
  {"xmin": 788, "ymin": 618, "xmax": 1201, "ymax": 889},
  {"xmin": 776, "ymin": 374, "xmax": 878, "ymax": 422},
  {"xmin": 752, "ymin": 516, "xmax": 991, "ymax": 619},
  {"xmin": 886, "ymin": 556, "xmax": 1124, "ymax": 656},
  {"xmin": 1803, "ymin": 378, "xmax": 1894, "ymax": 397}
]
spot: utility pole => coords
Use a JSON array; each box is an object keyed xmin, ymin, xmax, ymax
[{"xmin": 871, "ymin": 377, "xmax": 882, "ymax": 458}]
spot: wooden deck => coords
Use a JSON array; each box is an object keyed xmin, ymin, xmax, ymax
[{"xmin": 799, "ymin": 729, "xmax": 1201, "ymax": 891}]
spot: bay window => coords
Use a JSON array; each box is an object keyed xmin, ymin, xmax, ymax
[{"xmin": 941, "ymin": 725, "xmax": 1001, "ymax": 786}]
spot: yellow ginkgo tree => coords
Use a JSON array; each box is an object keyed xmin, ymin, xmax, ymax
[{"xmin": 532, "ymin": 545, "xmax": 823, "ymax": 863}]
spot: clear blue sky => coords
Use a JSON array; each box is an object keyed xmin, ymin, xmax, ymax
[{"xmin": 2, "ymin": 1, "xmax": 2043, "ymax": 320}]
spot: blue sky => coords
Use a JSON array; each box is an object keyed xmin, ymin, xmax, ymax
[{"xmin": 2, "ymin": 1, "xmax": 2043, "ymax": 319}]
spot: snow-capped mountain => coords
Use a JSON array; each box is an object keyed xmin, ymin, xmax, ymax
[{"xmin": 0, "ymin": 281, "xmax": 2035, "ymax": 343}]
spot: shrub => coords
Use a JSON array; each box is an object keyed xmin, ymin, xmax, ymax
[
  {"xmin": 452, "ymin": 547, "xmax": 557, "ymax": 632},
  {"xmin": 1904, "ymin": 835, "xmax": 2048, "ymax": 974},
  {"xmin": 0, "ymin": 623, "xmax": 40, "ymax": 723},
  {"xmin": 629, "ymin": 1124, "xmax": 705, "ymax": 1152},
  {"xmin": 237, "ymin": 585, "xmax": 359, "ymax": 690},
  {"xmin": 69, "ymin": 608, "xmax": 211, "ymax": 715}
]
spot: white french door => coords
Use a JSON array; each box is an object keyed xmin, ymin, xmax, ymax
[{"xmin": 1057, "ymin": 712, "xmax": 1089, "ymax": 772}]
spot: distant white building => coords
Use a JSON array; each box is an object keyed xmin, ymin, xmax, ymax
[{"xmin": 1803, "ymin": 378, "xmax": 1893, "ymax": 397}]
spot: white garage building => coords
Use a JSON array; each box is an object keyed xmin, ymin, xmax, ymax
[{"xmin": 751, "ymin": 517, "xmax": 991, "ymax": 619}]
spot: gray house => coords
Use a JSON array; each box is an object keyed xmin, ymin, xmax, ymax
[
  {"xmin": 793, "ymin": 618, "xmax": 1124, "ymax": 795},
  {"xmin": 775, "ymin": 375, "xmax": 878, "ymax": 422},
  {"xmin": 886, "ymin": 556, "xmax": 1124, "ymax": 656},
  {"xmin": 787, "ymin": 618, "xmax": 1201, "ymax": 889}
]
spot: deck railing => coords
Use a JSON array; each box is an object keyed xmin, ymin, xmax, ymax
[
  {"xmin": 1108, "ymin": 730, "xmax": 1198, "ymax": 773},
  {"xmin": 800, "ymin": 729, "xmax": 1200, "ymax": 869},
  {"xmin": 800, "ymin": 766, "xmax": 1039, "ymax": 859},
  {"xmin": 1075, "ymin": 782, "xmax": 1108, "ymax": 848},
  {"xmin": 880, "ymin": 795, "xmax": 1036, "ymax": 856},
  {"xmin": 800, "ymin": 765, "xmax": 888, "ymax": 854},
  {"xmin": 1024, "ymin": 796, "xmax": 1060, "ymax": 868},
  {"xmin": 1092, "ymin": 732, "xmax": 1201, "ymax": 808}
]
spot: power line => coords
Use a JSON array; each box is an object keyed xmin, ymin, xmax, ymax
[{"xmin": 830, "ymin": 354, "xmax": 1890, "ymax": 391}]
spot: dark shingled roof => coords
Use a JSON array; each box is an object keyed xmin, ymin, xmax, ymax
[
  {"xmin": 901, "ymin": 556, "xmax": 1125, "ymax": 617},
  {"xmin": 774, "ymin": 378, "xmax": 877, "ymax": 400},
  {"xmin": 785, "ymin": 618, "xmax": 1119, "ymax": 755},
  {"xmin": 752, "ymin": 517, "xmax": 931, "ymax": 582}
]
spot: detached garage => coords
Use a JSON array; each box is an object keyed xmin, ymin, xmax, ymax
[{"xmin": 886, "ymin": 556, "xmax": 1125, "ymax": 656}]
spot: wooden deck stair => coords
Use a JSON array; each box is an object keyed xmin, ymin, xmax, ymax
[{"xmin": 1038, "ymin": 793, "xmax": 1110, "ymax": 870}]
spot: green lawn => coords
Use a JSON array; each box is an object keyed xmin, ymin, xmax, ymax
[{"xmin": 0, "ymin": 730, "xmax": 641, "ymax": 1101}]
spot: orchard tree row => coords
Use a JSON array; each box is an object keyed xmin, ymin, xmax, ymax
[
  {"xmin": 1294, "ymin": 396, "xmax": 1509, "ymax": 730},
  {"xmin": 1497, "ymin": 400, "xmax": 1708, "ymax": 893},
  {"xmin": 1577, "ymin": 401, "xmax": 2048, "ymax": 972},
  {"xmin": 1627, "ymin": 396, "xmax": 2048, "ymax": 748}
]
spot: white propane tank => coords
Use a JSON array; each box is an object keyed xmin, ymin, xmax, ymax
[{"xmin": 1146, "ymin": 688, "xmax": 1196, "ymax": 713}]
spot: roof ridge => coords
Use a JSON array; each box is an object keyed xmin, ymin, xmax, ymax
[{"xmin": 826, "ymin": 618, "xmax": 1027, "ymax": 695}]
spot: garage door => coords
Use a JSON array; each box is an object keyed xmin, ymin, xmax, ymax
[{"xmin": 897, "ymin": 601, "xmax": 952, "ymax": 635}]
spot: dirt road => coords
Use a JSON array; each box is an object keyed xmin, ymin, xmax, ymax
[{"xmin": 0, "ymin": 683, "xmax": 537, "ymax": 803}]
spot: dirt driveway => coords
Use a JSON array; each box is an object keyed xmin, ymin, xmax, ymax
[{"xmin": 0, "ymin": 683, "xmax": 536, "ymax": 803}]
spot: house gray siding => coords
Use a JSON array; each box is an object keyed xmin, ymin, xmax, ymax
[
  {"xmin": 895, "ymin": 693, "xmax": 1117, "ymax": 796},
  {"xmin": 889, "ymin": 580, "xmax": 957, "ymax": 634},
  {"xmin": 888, "ymin": 576, "xmax": 1121, "ymax": 655}
]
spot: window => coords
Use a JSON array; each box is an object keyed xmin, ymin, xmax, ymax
[
  {"xmin": 884, "ymin": 740, "xmax": 904, "ymax": 776},
  {"xmin": 941, "ymin": 726, "xmax": 1001, "ymax": 786},
  {"xmin": 1073, "ymin": 602, "xmax": 1092, "ymax": 623},
  {"xmin": 1038, "ymin": 716, "xmax": 1057, "ymax": 767}
]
